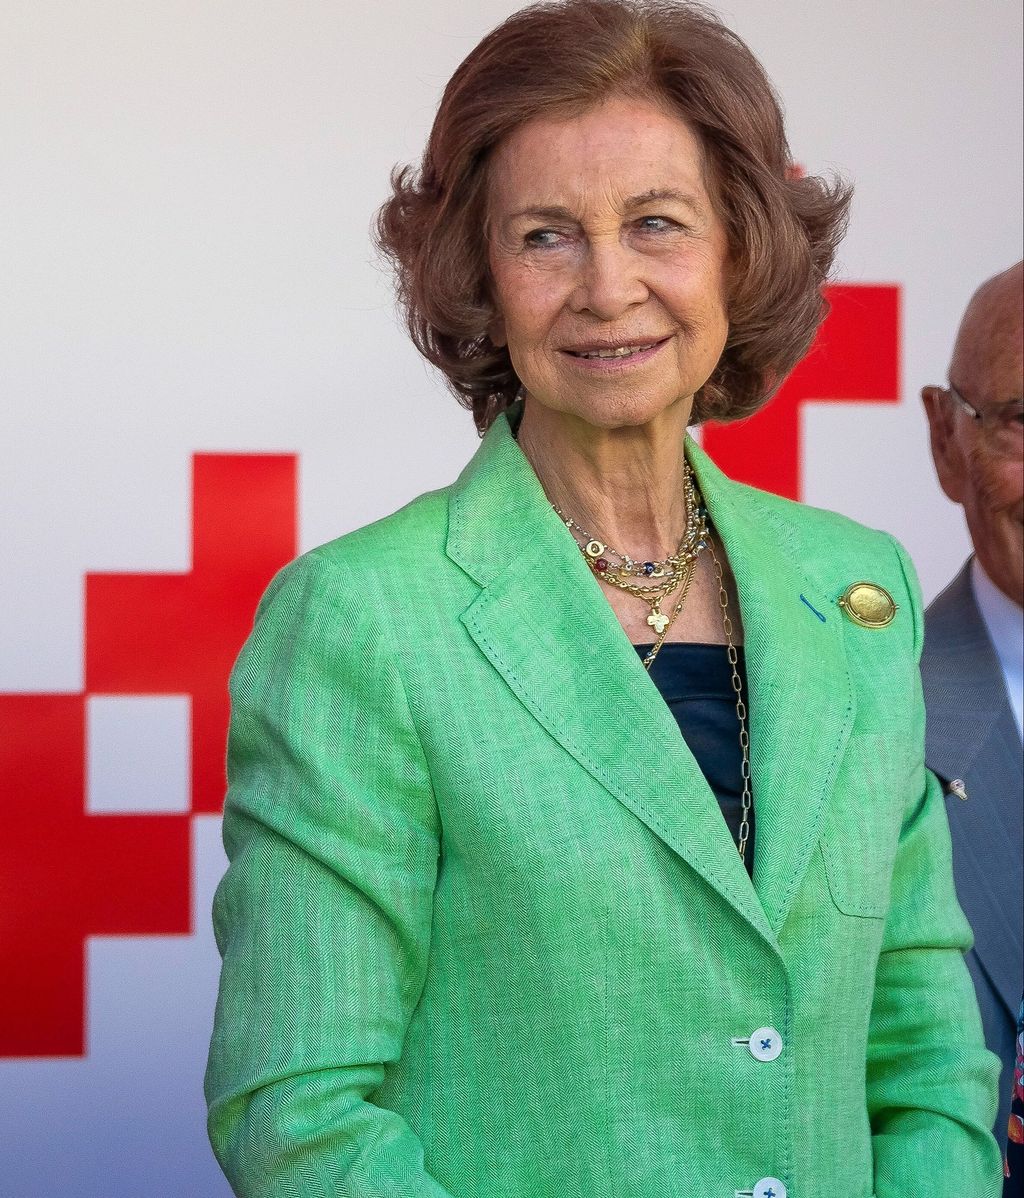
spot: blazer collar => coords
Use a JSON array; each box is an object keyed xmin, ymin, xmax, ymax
[{"xmin": 448, "ymin": 412, "xmax": 854, "ymax": 942}]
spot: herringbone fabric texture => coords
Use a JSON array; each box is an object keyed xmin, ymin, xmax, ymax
[{"xmin": 206, "ymin": 413, "xmax": 1002, "ymax": 1197}]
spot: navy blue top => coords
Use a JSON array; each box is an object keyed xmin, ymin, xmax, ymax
[{"xmin": 636, "ymin": 642, "xmax": 753, "ymax": 876}]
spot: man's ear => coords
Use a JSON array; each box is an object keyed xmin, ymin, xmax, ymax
[{"xmin": 921, "ymin": 385, "xmax": 965, "ymax": 505}]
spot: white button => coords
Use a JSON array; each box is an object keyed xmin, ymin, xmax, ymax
[
  {"xmin": 754, "ymin": 1179, "xmax": 786, "ymax": 1198},
  {"xmin": 748, "ymin": 1026, "xmax": 783, "ymax": 1062}
]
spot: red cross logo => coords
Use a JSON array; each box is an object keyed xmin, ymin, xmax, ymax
[
  {"xmin": 704, "ymin": 284, "xmax": 901, "ymax": 497},
  {"xmin": 0, "ymin": 455, "xmax": 296, "ymax": 1057}
]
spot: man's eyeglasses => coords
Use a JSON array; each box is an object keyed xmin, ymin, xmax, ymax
[{"xmin": 947, "ymin": 384, "xmax": 1024, "ymax": 459}]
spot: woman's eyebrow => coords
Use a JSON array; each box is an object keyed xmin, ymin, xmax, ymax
[
  {"xmin": 505, "ymin": 204, "xmax": 577, "ymax": 224},
  {"xmin": 505, "ymin": 189, "xmax": 706, "ymax": 226},
  {"xmin": 625, "ymin": 187, "xmax": 706, "ymax": 214}
]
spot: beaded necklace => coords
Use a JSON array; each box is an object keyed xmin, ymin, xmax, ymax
[{"xmin": 555, "ymin": 461, "xmax": 709, "ymax": 660}]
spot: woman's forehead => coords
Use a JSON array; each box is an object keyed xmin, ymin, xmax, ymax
[{"xmin": 487, "ymin": 93, "xmax": 711, "ymax": 216}]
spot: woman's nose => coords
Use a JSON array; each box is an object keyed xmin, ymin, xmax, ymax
[{"xmin": 569, "ymin": 240, "xmax": 649, "ymax": 321}]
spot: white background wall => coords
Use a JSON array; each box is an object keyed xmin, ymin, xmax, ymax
[{"xmin": 1, "ymin": 2, "xmax": 1021, "ymax": 1194}]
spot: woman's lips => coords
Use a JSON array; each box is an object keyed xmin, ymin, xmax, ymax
[{"xmin": 559, "ymin": 336, "xmax": 671, "ymax": 370}]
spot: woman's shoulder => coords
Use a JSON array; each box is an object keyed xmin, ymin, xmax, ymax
[
  {"xmin": 690, "ymin": 437, "xmax": 908, "ymax": 571},
  {"xmin": 724, "ymin": 477, "xmax": 925, "ymax": 652},
  {"xmin": 255, "ymin": 483, "xmax": 461, "ymax": 616},
  {"xmin": 308, "ymin": 485, "xmax": 451, "ymax": 573},
  {"xmin": 750, "ymin": 483, "xmax": 905, "ymax": 562},
  {"xmin": 690, "ymin": 437, "xmax": 924, "ymax": 646}
]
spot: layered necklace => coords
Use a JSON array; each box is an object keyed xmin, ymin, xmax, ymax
[
  {"xmin": 554, "ymin": 460, "xmax": 709, "ymax": 669},
  {"xmin": 554, "ymin": 463, "xmax": 753, "ymax": 864}
]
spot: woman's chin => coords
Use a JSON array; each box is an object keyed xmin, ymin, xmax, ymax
[{"xmin": 523, "ymin": 388, "xmax": 695, "ymax": 434}]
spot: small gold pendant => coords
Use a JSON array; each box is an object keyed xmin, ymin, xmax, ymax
[
  {"xmin": 585, "ymin": 540, "xmax": 605, "ymax": 558},
  {"xmin": 838, "ymin": 581, "xmax": 898, "ymax": 629},
  {"xmin": 647, "ymin": 608, "xmax": 670, "ymax": 634}
]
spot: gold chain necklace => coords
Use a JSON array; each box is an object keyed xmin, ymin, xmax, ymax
[
  {"xmin": 555, "ymin": 462, "xmax": 709, "ymax": 649},
  {"xmin": 556, "ymin": 461, "xmax": 704, "ymax": 581},
  {"xmin": 557, "ymin": 473, "xmax": 752, "ymax": 866},
  {"xmin": 708, "ymin": 534, "xmax": 752, "ymax": 865}
]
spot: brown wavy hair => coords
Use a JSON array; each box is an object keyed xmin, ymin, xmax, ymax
[{"xmin": 376, "ymin": 0, "xmax": 851, "ymax": 433}]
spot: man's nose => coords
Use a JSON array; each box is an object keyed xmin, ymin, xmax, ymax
[{"xmin": 569, "ymin": 239, "xmax": 649, "ymax": 321}]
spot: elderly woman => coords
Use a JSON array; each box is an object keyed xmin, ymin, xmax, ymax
[{"xmin": 205, "ymin": 2, "xmax": 1001, "ymax": 1195}]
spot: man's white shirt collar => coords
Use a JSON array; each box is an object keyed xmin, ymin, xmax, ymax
[{"xmin": 971, "ymin": 556, "xmax": 1024, "ymax": 740}]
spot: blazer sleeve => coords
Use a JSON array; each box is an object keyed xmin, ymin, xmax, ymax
[
  {"xmin": 866, "ymin": 537, "xmax": 1003, "ymax": 1197},
  {"xmin": 204, "ymin": 552, "xmax": 454, "ymax": 1198}
]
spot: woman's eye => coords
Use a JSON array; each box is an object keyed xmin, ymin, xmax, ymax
[
  {"xmin": 636, "ymin": 215, "xmax": 679, "ymax": 233},
  {"xmin": 523, "ymin": 228, "xmax": 565, "ymax": 249}
]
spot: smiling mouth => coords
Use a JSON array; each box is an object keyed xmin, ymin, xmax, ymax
[{"xmin": 564, "ymin": 337, "xmax": 669, "ymax": 360}]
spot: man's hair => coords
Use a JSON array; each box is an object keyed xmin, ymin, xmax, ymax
[{"xmin": 376, "ymin": 0, "xmax": 851, "ymax": 433}]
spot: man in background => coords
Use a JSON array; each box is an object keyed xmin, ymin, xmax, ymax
[{"xmin": 921, "ymin": 261, "xmax": 1023, "ymax": 1149}]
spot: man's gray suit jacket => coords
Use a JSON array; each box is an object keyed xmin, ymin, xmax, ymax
[{"xmin": 922, "ymin": 558, "xmax": 1023, "ymax": 1140}]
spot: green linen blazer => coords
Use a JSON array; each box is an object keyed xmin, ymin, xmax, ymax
[{"xmin": 206, "ymin": 411, "xmax": 1002, "ymax": 1198}]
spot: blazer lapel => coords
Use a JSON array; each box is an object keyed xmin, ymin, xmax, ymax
[
  {"xmin": 447, "ymin": 416, "xmax": 776, "ymax": 948},
  {"xmin": 688, "ymin": 442, "xmax": 856, "ymax": 934}
]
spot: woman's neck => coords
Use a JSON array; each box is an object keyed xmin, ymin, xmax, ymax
[{"xmin": 516, "ymin": 396, "xmax": 694, "ymax": 561}]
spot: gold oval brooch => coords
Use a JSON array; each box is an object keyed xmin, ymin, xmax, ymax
[{"xmin": 838, "ymin": 581, "xmax": 898, "ymax": 629}]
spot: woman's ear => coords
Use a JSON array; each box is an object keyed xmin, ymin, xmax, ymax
[{"xmin": 488, "ymin": 315, "xmax": 507, "ymax": 348}]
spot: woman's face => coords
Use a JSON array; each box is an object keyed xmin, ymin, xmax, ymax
[{"xmin": 487, "ymin": 93, "xmax": 730, "ymax": 431}]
